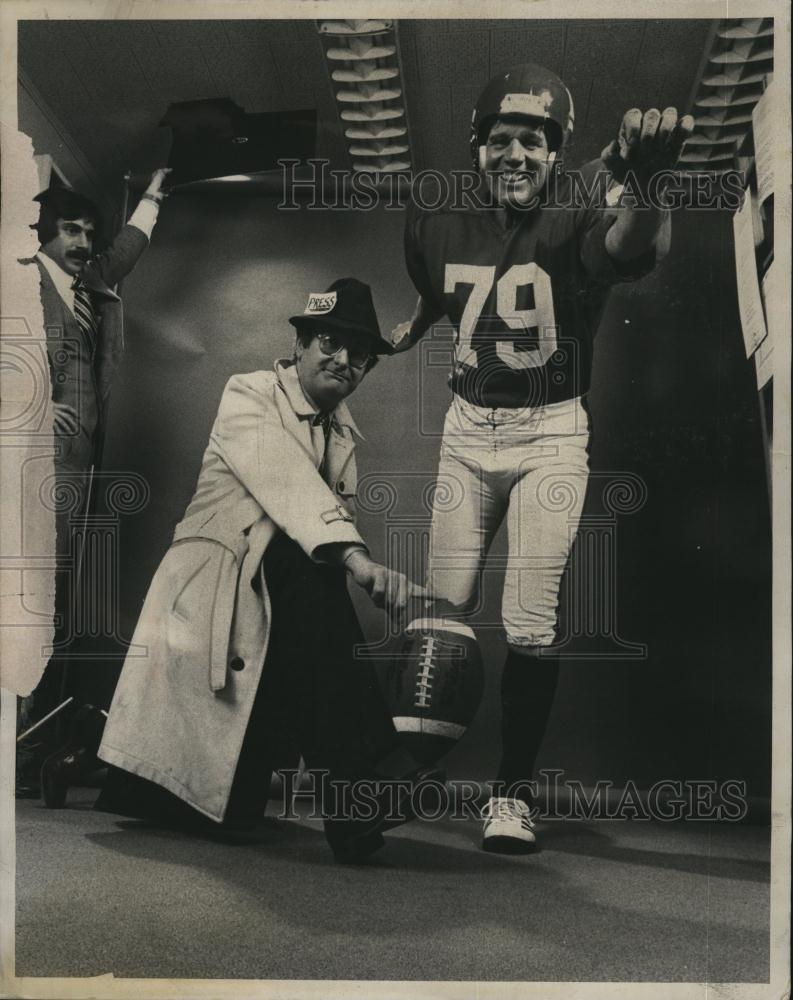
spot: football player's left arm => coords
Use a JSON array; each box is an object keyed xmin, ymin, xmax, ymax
[{"xmin": 601, "ymin": 108, "xmax": 693, "ymax": 263}]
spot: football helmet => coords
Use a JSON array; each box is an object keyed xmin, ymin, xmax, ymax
[{"xmin": 470, "ymin": 63, "xmax": 575, "ymax": 169}]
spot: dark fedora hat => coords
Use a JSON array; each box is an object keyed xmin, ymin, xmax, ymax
[{"xmin": 289, "ymin": 277, "xmax": 394, "ymax": 356}]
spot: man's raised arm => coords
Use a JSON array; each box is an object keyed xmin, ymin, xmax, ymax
[
  {"xmin": 88, "ymin": 168, "xmax": 171, "ymax": 287},
  {"xmin": 601, "ymin": 107, "xmax": 693, "ymax": 263}
]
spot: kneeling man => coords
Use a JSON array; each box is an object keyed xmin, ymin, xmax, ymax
[{"xmin": 97, "ymin": 278, "xmax": 425, "ymax": 861}]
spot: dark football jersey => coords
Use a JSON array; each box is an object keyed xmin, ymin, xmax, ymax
[{"xmin": 404, "ymin": 166, "xmax": 656, "ymax": 408}]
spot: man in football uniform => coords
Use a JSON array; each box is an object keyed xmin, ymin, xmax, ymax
[{"xmin": 392, "ymin": 64, "xmax": 693, "ymax": 853}]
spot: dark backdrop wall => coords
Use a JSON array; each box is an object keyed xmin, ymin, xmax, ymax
[{"xmin": 100, "ymin": 193, "xmax": 771, "ymax": 804}]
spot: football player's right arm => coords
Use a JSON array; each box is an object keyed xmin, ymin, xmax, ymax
[
  {"xmin": 397, "ymin": 202, "xmax": 447, "ymax": 351},
  {"xmin": 391, "ymin": 294, "xmax": 445, "ymax": 352}
]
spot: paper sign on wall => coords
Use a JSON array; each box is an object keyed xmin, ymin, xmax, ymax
[
  {"xmin": 755, "ymin": 261, "xmax": 776, "ymax": 389},
  {"xmin": 752, "ymin": 82, "xmax": 775, "ymax": 206},
  {"xmin": 733, "ymin": 190, "xmax": 768, "ymax": 359}
]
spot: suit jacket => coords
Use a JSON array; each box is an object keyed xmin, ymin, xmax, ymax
[
  {"xmin": 99, "ymin": 362, "xmax": 367, "ymax": 821},
  {"xmin": 19, "ymin": 224, "xmax": 149, "ymax": 469}
]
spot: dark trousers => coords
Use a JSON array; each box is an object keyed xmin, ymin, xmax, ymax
[
  {"xmin": 225, "ymin": 531, "xmax": 400, "ymax": 823},
  {"xmin": 18, "ymin": 463, "xmax": 93, "ymax": 770},
  {"xmin": 98, "ymin": 533, "xmax": 400, "ymax": 839}
]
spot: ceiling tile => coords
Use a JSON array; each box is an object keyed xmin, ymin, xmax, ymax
[
  {"xmin": 635, "ymin": 19, "xmax": 713, "ymax": 80},
  {"xmin": 17, "ymin": 18, "xmax": 714, "ymax": 194},
  {"xmin": 218, "ymin": 23, "xmax": 284, "ymax": 111},
  {"xmin": 564, "ymin": 21, "xmax": 646, "ymax": 83},
  {"xmin": 489, "ymin": 23, "xmax": 566, "ymax": 75}
]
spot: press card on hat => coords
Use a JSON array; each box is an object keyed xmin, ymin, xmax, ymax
[{"xmin": 305, "ymin": 291, "xmax": 338, "ymax": 315}]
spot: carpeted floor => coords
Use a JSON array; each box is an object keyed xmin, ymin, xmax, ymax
[{"xmin": 15, "ymin": 789, "xmax": 770, "ymax": 983}]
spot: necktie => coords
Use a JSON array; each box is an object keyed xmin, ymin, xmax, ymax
[
  {"xmin": 313, "ymin": 412, "xmax": 332, "ymax": 475},
  {"xmin": 72, "ymin": 278, "xmax": 98, "ymax": 350},
  {"xmin": 313, "ymin": 411, "xmax": 332, "ymax": 438}
]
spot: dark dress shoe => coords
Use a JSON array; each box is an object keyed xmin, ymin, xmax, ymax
[
  {"xmin": 40, "ymin": 704, "xmax": 107, "ymax": 809},
  {"xmin": 40, "ymin": 748, "xmax": 99, "ymax": 808},
  {"xmin": 15, "ymin": 778, "xmax": 43, "ymax": 800},
  {"xmin": 16, "ymin": 734, "xmax": 54, "ymax": 799},
  {"xmin": 96, "ymin": 765, "xmax": 278, "ymax": 845},
  {"xmin": 327, "ymin": 765, "xmax": 445, "ymax": 863}
]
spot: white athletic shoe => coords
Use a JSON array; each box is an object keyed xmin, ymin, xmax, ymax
[{"xmin": 481, "ymin": 797, "xmax": 537, "ymax": 854}]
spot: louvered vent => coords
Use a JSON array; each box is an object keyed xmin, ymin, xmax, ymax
[
  {"xmin": 680, "ymin": 18, "xmax": 774, "ymax": 174},
  {"xmin": 316, "ymin": 19, "xmax": 412, "ymax": 175}
]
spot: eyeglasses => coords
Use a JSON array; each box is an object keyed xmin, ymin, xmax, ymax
[{"xmin": 316, "ymin": 332, "xmax": 372, "ymax": 370}]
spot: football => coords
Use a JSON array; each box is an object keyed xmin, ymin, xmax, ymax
[{"xmin": 385, "ymin": 618, "xmax": 484, "ymax": 764}]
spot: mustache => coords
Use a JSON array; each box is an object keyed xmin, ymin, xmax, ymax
[{"xmin": 66, "ymin": 250, "xmax": 89, "ymax": 260}]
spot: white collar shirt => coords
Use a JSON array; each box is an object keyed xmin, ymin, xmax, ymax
[
  {"xmin": 33, "ymin": 197, "xmax": 161, "ymax": 317},
  {"xmin": 36, "ymin": 250, "xmax": 77, "ymax": 314},
  {"xmin": 274, "ymin": 358, "xmax": 363, "ymax": 471}
]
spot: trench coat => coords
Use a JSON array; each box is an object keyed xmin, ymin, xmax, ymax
[{"xmin": 98, "ymin": 361, "xmax": 366, "ymax": 821}]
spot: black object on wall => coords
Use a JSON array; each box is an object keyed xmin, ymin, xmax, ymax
[{"xmin": 160, "ymin": 98, "xmax": 317, "ymax": 186}]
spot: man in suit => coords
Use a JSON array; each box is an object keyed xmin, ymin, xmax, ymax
[
  {"xmin": 95, "ymin": 278, "xmax": 430, "ymax": 862},
  {"xmin": 17, "ymin": 170, "xmax": 170, "ymax": 791}
]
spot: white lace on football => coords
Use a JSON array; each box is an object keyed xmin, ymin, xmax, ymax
[
  {"xmin": 414, "ymin": 636, "xmax": 436, "ymax": 708},
  {"xmin": 482, "ymin": 797, "xmax": 535, "ymax": 829}
]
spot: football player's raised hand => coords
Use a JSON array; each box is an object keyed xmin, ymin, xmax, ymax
[{"xmin": 601, "ymin": 107, "xmax": 694, "ymax": 186}]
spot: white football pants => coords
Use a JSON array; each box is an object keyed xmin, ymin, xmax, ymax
[{"xmin": 428, "ymin": 394, "xmax": 590, "ymax": 650}]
